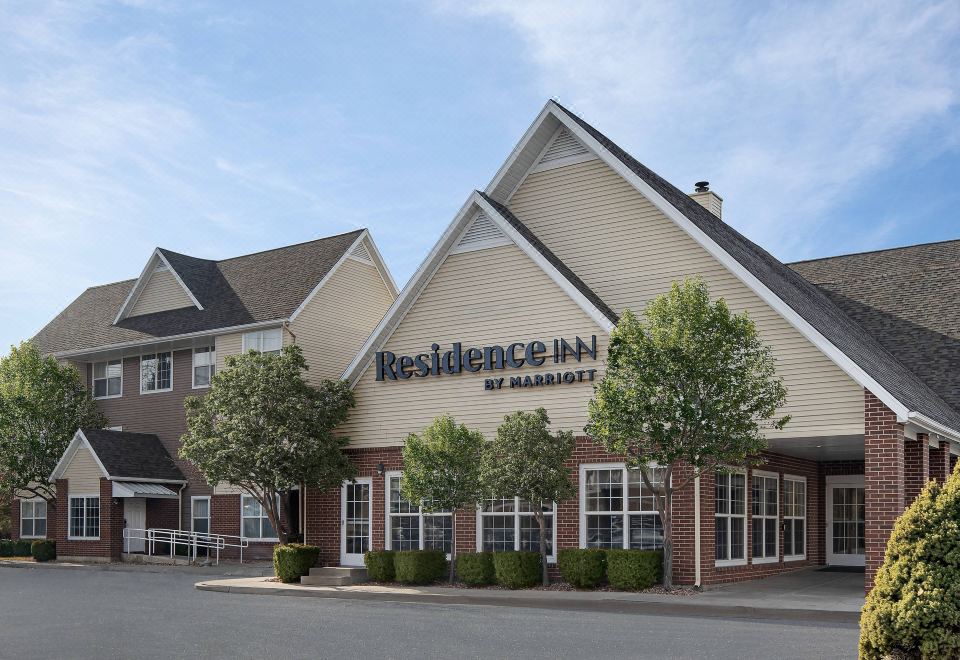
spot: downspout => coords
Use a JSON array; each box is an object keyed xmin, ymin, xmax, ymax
[
  {"xmin": 694, "ymin": 474, "xmax": 702, "ymax": 589},
  {"xmin": 283, "ymin": 320, "xmax": 297, "ymax": 345},
  {"xmin": 178, "ymin": 483, "xmax": 187, "ymax": 531}
]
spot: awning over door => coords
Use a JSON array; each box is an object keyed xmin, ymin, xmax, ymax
[{"xmin": 112, "ymin": 482, "xmax": 179, "ymax": 499}]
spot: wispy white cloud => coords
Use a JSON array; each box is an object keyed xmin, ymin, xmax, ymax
[{"xmin": 439, "ymin": 0, "xmax": 960, "ymax": 258}]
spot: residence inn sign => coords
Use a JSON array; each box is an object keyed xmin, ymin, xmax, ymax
[{"xmin": 375, "ymin": 335, "xmax": 599, "ymax": 391}]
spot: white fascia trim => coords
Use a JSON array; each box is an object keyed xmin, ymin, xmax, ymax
[
  {"xmin": 109, "ymin": 477, "xmax": 187, "ymax": 484},
  {"xmin": 340, "ymin": 194, "xmax": 481, "ymax": 386},
  {"xmin": 473, "ymin": 193, "xmax": 614, "ymax": 334},
  {"xmin": 49, "ymin": 430, "xmax": 110, "ymax": 481},
  {"xmin": 543, "ymin": 101, "xmax": 913, "ymax": 421},
  {"xmin": 289, "ymin": 231, "xmax": 368, "ymax": 323},
  {"xmin": 51, "ymin": 319, "xmax": 287, "ymax": 360},
  {"xmin": 114, "ymin": 249, "xmax": 203, "ymax": 324},
  {"xmin": 530, "ymin": 152, "xmax": 598, "ymax": 174},
  {"xmin": 907, "ymin": 413, "xmax": 960, "ymax": 443},
  {"xmin": 364, "ymin": 231, "xmax": 400, "ymax": 297},
  {"xmin": 485, "ymin": 102, "xmax": 556, "ymax": 201}
]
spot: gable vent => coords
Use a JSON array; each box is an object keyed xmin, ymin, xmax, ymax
[
  {"xmin": 349, "ymin": 241, "xmax": 372, "ymax": 263},
  {"xmin": 531, "ymin": 127, "xmax": 597, "ymax": 173},
  {"xmin": 451, "ymin": 212, "xmax": 511, "ymax": 254}
]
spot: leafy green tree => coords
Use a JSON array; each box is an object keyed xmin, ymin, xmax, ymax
[
  {"xmin": 0, "ymin": 491, "xmax": 10, "ymax": 539},
  {"xmin": 481, "ymin": 408, "xmax": 576, "ymax": 586},
  {"xmin": 401, "ymin": 415, "xmax": 484, "ymax": 584},
  {"xmin": 585, "ymin": 278, "xmax": 789, "ymax": 588},
  {"xmin": 181, "ymin": 344, "xmax": 355, "ymax": 544},
  {"xmin": 860, "ymin": 468, "xmax": 960, "ymax": 659},
  {"xmin": 0, "ymin": 341, "xmax": 106, "ymax": 511}
]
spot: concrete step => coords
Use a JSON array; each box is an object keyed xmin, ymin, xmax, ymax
[{"xmin": 300, "ymin": 565, "xmax": 368, "ymax": 586}]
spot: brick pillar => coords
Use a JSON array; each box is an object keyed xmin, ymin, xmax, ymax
[
  {"xmin": 903, "ymin": 433, "xmax": 929, "ymax": 505},
  {"xmin": 101, "ymin": 478, "xmax": 124, "ymax": 560},
  {"xmin": 10, "ymin": 498, "xmax": 20, "ymax": 541},
  {"xmin": 929, "ymin": 441, "xmax": 951, "ymax": 483},
  {"xmin": 864, "ymin": 391, "xmax": 905, "ymax": 591},
  {"xmin": 55, "ymin": 479, "xmax": 69, "ymax": 546}
]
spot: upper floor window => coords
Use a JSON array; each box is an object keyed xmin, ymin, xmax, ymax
[
  {"xmin": 242, "ymin": 328, "xmax": 282, "ymax": 355},
  {"xmin": 140, "ymin": 352, "xmax": 172, "ymax": 393},
  {"xmin": 92, "ymin": 359, "xmax": 122, "ymax": 399},
  {"xmin": 192, "ymin": 347, "xmax": 216, "ymax": 388}
]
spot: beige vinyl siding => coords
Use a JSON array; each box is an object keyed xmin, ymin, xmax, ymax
[
  {"xmin": 341, "ymin": 243, "xmax": 608, "ymax": 447},
  {"xmin": 15, "ymin": 482, "xmax": 54, "ymax": 499},
  {"xmin": 130, "ymin": 269, "xmax": 194, "ymax": 316},
  {"xmin": 63, "ymin": 446, "xmax": 105, "ymax": 493},
  {"xmin": 290, "ymin": 253, "xmax": 395, "ymax": 383},
  {"xmin": 507, "ymin": 159, "xmax": 864, "ymax": 438},
  {"xmin": 215, "ymin": 333, "xmax": 243, "ymax": 373}
]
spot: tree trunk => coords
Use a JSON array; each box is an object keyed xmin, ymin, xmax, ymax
[
  {"xmin": 449, "ymin": 512, "xmax": 457, "ymax": 584},
  {"xmin": 640, "ymin": 466, "xmax": 673, "ymax": 589},
  {"xmin": 536, "ymin": 510, "xmax": 549, "ymax": 586}
]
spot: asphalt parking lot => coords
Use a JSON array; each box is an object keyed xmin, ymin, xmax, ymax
[{"xmin": 0, "ymin": 566, "xmax": 859, "ymax": 659}]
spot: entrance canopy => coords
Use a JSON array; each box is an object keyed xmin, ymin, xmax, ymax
[{"xmin": 112, "ymin": 482, "xmax": 179, "ymax": 499}]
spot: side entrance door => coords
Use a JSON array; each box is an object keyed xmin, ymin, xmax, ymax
[
  {"xmin": 124, "ymin": 498, "xmax": 147, "ymax": 553},
  {"xmin": 825, "ymin": 475, "xmax": 865, "ymax": 567},
  {"xmin": 341, "ymin": 478, "xmax": 372, "ymax": 566}
]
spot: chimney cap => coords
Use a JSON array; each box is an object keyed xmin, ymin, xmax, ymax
[{"xmin": 694, "ymin": 181, "xmax": 710, "ymax": 193}]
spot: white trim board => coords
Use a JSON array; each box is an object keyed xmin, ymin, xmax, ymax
[{"xmin": 50, "ymin": 430, "xmax": 110, "ymax": 482}]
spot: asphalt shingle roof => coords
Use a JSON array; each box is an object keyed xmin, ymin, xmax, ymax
[
  {"xmin": 555, "ymin": 101, "xmax": 960, "ymax": 432},
  {"xmin": 33, "ymin": 230, "xmax": 364, "ymax": 355},
  {"xmin": 82, "ymin": 428, "xmax": 185, "ymax": 482}
]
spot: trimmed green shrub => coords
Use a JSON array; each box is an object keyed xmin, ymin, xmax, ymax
[
  {"xmin": 394, "ymin": 550, "xmax": 447, "ymax": 585},
  {"xmin": 31, "ymin": 540, "xmax": 56, "ymax": 562},
  {"xmin": 364, "ymin": 550, "xmax": 396, "ymax": 582},
  {"xmin": 0, "ymin": 539, "xmax": 13, "ymax": 557},
  {"xmin": 860, "ymin": 473, "xmax": 960, "ymax": 659},
  {"xmin": 12, "ymin": 539, "xmax": 32, "ymax": 557},
  {"xmin": 492, "ymin": 552, "xmax": 541, "ymax": 589},
  {"xmin": 456, "ymin": 552, "xmax": 495, "ymax": 586},
  {"xmin": 273, "ymin": 543, "xmax": 320, "ymax": 584},
  {"xmin": 606, "ymin": 550, "xmax": 662, "ymax": 590},
  {"xmin": 558, "ymin": 548, "xmax": 607, "ymax": 589}
]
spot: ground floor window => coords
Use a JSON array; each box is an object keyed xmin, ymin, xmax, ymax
[
  {"xmin": 478, "ymin": 497, "xmax": 555, "ymax": 559},
  {"xmin": 192, "ymin": 496, "xmax": 210, "ymax": 535},
  {"xmin": 241, "ymin": 495, "xmax": 278, "ymax": 540},
  {"xmin": 385, "ymin": 472, "xmax": 452, "ymax": 553},
  {"xmin": 20, "ymin": 499, "xmax": 47, "ymax": 538},
  {"xmin": 783, "ymin": 476, "xmax": 806, "ymax": 560},
  {"xmin": 715, "ymin": 471, "xmax": 746, "ymax": 565},
  {"xmin": 751, "ymin": 472, "xmax": 778, "ymax": 563},
  {"xmin": 69, "ymin": 496, "xmax": 100, "ymax": 540},
  {"xmin": 581, "ymin": 464, "xmax": 664, "ymax": 551}
]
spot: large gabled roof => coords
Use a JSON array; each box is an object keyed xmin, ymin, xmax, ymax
[{"xmin": 34, "ymin": 229, "xmax": 392, "ymax": 356}]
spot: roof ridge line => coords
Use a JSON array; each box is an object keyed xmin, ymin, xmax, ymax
[
  {"xmin": 215, "ymin": 228, "xmax": 366, "ymax": 264},
  {"xmin": 787, "ymin": 237, "xmax": 960, "ymax": 265}
]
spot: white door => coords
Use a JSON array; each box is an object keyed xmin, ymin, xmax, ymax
[
  {"xmin": 341, "ymin": 478, "xmax": 372, "ymax": 566},
  {"xmin": 826, "ymin": 476, "xmax": 865, "ymax": 567},
  {"xmin": 124, "ymin": 498, "xmax": 147, "ymax": 553}
]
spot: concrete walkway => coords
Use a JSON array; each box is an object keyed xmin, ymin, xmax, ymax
[{"xmin": 195, "ymin": 567, "xmax": 863, "ymax": 623}]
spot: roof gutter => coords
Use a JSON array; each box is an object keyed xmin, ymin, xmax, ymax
[
  {"xmin": 906, "ymin": 412, "xmax": 960, "ymax": 443},
  {"xmin": 51, "ymin": 319, "xmax": 288, "ymax": 360}
]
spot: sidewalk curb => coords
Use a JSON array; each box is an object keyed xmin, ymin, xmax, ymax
[
  {"xmin": 194, "ymin": 580, "xmax": 861, "ymax": 624},
  {"xmin": 0, "ymin": 559, "xmax": 273, "ymax": 578}
]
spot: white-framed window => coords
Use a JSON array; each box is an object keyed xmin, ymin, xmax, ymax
[
  {"xmin": 242, "ymin": 328, "xmax": 282, "ymax": 355},
  {"xmin": 20, "ymin": 499, "xmax": 47, "ymax": 539},
  {"xmin": 192, "ymin": 496, "xmax": 211, "ymax": 535},
  {"xmin": 783, "ymin": 475, "xmax": 807, "ymax": 561},
  {"xmin": 69, "ymin": 495, "xmax": 100, "ymax": 540},
  {"xmin": 477, "ymin": 496, "xmax": 556, "ymax": 562},
  {"xmin": 385, "ymin": 472, "xmax": 452, "ymax": 553},
  {"xmin": 751, "ymin": 471, "xmax": 779, "ymax": 563},
  {"xmin": 192, "ymin": 347, "xmax": 216, "ymax": 388},
  {"xmin": 241, "ymin": 494, "xmax": 278, "ymax": 540},
  {"xmin": 580, "ymin": 464, "xmax": 665, "ymax": 551},
  {"xmin": 715, "ymin": 470, "xmax": 746, "ymax": 565},
  {"xmin": 92, "ymin": 359, "xmax": 122, "ymax": 399},
  {"xmin": 140, "ymin": 352, "xmax": 172, "ymax": 393}
]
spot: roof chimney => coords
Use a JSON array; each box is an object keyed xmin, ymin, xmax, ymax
[{"xmin": 689, "ymin": 181, "xmax": 722, "ymax": 219}]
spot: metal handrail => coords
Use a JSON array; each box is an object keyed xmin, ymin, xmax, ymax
[{"xmin": 122, "ymin": 527, "xmax": 250, "ymax": 565}]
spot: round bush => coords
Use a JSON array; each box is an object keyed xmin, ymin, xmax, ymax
[
  {"xmin": 12, "ymin": 539, "xmax": 32, "ymax": 557},
  {"xmin": 492, "ymin": 552, "xmax": 541, "ymax": 589},
  {"xmin": 606, "ymin": 550, "xmax": 662, "ymax": 590},
  {"xmin": 273, "ymin": 543, "xmax": 320, "ymax": 584},
  {"xmin": 364, "ymin": 550, "xmax": 396, "ymax": 582},
  {"xmin": 860, "ymin": 474, "xmax": 960, "ymax": 659},
  {"xmin": 456, "ymin": 552, "xmax": 495, "ymax": 586},
  {"xmin": 31, "ymin": 540, "xmax": 56, "ymax": 562},
  {"xmin": 558, "ymin": 548, "xmax": 607, "ymax": 589},
  {"xmin": 0, "ymin": 540, "xmax": 13, "ymax": 557},
  {"xmin": 394, "ymin": 550, "xmax": 447, "ymax": 585}
]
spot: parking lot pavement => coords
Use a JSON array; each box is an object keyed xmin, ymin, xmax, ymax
[{"xmin": 0, "ymin": 566, "xmax": 859, "ymax": 659}]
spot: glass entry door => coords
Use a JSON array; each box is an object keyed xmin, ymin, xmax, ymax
[
  {"xmin": 826, "ymin": 476, "xmax": 865, "ymax": 566},
  {"xmin": 341, "ymin": 478, "xmax": 372, "ymax": 566}
]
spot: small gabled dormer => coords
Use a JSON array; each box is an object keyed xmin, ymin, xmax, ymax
[{"xmin": 114, "ymin": 249, "xmax": 204, "ymax": 324}]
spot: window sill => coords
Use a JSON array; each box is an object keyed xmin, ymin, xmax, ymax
[
  {"xmin": 784, "ymin": 555, "xmax": 806, "ymax": 563},
  {"xmin": 714, "ymin": 559, "xmax": 747, "ymax": 568},
  {"xmin": 191, "ymin": 384, "xmax": 211, "ymax": 390},
  {"xmin": 67, "ymin": 537, "xmax": 100, "ymax": 541},
  {"xmin": 752, "ymin": 557, "xmax": 779, "ymax": 565},
  {"xmin": 93, "ymin": 394, "xmax": 122, "ymax": 401},
  {"xmin": 19, "ymin": 535, "xmax": 45, "ymax": 540},
  {"xmin": 140, "ymin": 388, "xmax": 173, "ymax": 395}
]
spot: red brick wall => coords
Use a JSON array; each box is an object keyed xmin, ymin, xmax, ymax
[
  {"xmin": 864, "ymin": 390, "xmax": 905, "ymax": 590},
  {"xmin": 146, "ymin": 498, "xmax": 180, "ymax": 531},
  {"xmin": 10, "ymin": 498, "xmax": 20, "ymax": 541},
  {"xmin": 54, "ymin": 478, "xmax": 124, "ymax": 560},
  {"xmin": 929, "ymin": 441, "xmax": 951, "ymax": 483},
  {"xmin": 211, "ymin": 493, "xmax": 292, "ymax": 560},
  {"xmin": 904, "ymin": 434, "xmax": 930, "ymax": 505}
]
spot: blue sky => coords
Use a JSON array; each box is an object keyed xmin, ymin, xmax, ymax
[{"xmin": 2, "ymin": 1, "xmax": 959, "ymax": 352}]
